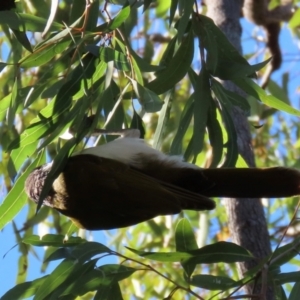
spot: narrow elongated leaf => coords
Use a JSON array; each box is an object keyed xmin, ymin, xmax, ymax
[
  {"xmin": 0, "ymin": 12, "xmax": 62, "ymax": 31},
  {"xmin": 234, "ymin": 77, "xmax": 300, "ymax": 117},
  {"xmin": 22, "ymin": 234, "xmax": 86, "ymax": 247},
  {"xmin": 207, "ymin": 102, "xmax": 223, "ymax": 168},
  {"xmin": 289, "ymin": 281, "xmax": 300, "ymax": 300},
  {"xmin": 44, "ymin": 248, "xmax": 73, "ymax": 263},
  {"xmin": 270, "ymin": 237, "xmax": 300, "ymax": 268},
  {"xmin": 71, "ymin": 242, "xmax": 112, "ymax": 262},
  {"xmin": 11, "ymin": 29, "xmax": 32, "ymax": 52},
  {"xmin": 49, "ymin": 259, "xmax": 98, "ymax": 298},
  {"xmin": 126, "ymin": 241, "xmax": 252, "ymax": 263},
  {"xmin": 192, "ymin": 67, "xmax": 211, "ymax": 157},
  {"xmin": 176, "ymin": 0, "xmax": 193, "ymax": 41},
  {"xmin": 175, "ymin": 218, "xmax": 198, "ymax": 277},
  {"xmin": 8, "ymin": 141, "xmax": 39, "ymax": 179},
  {"xmin": 7, "ymin": 79, "xmax": 19, "ymax": 128},
  {"xmin": 219, "ymin": 105, "xmax": 238, "ymax": 167},
  {"xmin": 190, "ymin": 274, "xmax": 238, "ymax": 290},
  {"xmin": 192, "ymin": 14, "xmax": 259, "ymax": 80},
  {"xmin": 20, "ymin": 39, "xmax": 71, "ymax": 68},
  {"xmin": 158, "ymin": 34, "xmax": 177, "ymax": 68},
  {"xmin": 1, "ymin": 277, "xmax": 48, "ymax": 300},
  {"xmin": 108, "ymin": 5, "xmax": 130, "ymax": 30},
  {"xmin": 169, "ymin": 0, "xmax": 179, "ymax": 26},
  {"xmin": 131, "ymin": 80, "xmax": 163, "ymax": 112},
  {"xmin": 153, "ymin": 91, "xmax": 172, "ymax": 149},
  {"xmin": 33, "ymin": 259, "xmax": 78, "ymax": 300},
  {"xmin": 175, "ymin": 218, "xmax": 198, "ymax": 252},
  {"xmin": 274, "ymin": 271, "xmax": 300, "ymax": 285},
  {"xmin": 211, "ymin": 79, "xmax": 250, "ymax": 114},
  {"xmin": 0, "ymin": 62, "xmax": 7, "ymax": 73},
  {"xmin": 98, "ymin": 47, "xmax": 130, "ymax": 71},
  {"xmin": 146, "ymin": 28, "xmax": 194, "ymax": 94},
  {"xmin": 289, "ymin": 8, "xmax": 300, "ymax": 29},
  {"xmin": 95, "ymin": 282, "xmax": 123, "ymax": 300},
  {"xmin": 170, "ymin": 94, "xmax": 194, "ymax": 155},
  {"xmin": 97, "ymin": 265, "xmax": 137, "ymax": 282}
]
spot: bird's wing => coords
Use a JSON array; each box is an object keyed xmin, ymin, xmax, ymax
[{"xmin": 53, "ymin": 154, "xmax": 214, "ymax": 230}]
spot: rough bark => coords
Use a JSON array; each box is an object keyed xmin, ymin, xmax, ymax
[{"xmin": 205, "ymin": 1, "xmax": 274, "ymax": 298}]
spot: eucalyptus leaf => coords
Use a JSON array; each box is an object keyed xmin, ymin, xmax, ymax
[
  {"xmin": 146, "ymin": 27, "xmax": 194, "ymax": 95},
  {"xmin": 22, "ymin": 234, "xmax": 86, "ymax": 247},
  {"xmin": 190, "ymin": 274, "xmax": 238, "ymax": 290}
]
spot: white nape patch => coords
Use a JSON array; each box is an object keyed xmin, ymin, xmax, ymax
[{"xmin": 76, "ymin": 138, "xmax": 198, "ymax": 169}]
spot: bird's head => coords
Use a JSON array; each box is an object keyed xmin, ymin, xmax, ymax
[{"xmin": 25, "ymin": 162, "xmax": 55, "ymax": 207}]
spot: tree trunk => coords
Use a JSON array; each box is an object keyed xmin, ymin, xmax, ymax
[{"xmin": 205, "ymin": 1, "xmax": 274, "ymax": 298}]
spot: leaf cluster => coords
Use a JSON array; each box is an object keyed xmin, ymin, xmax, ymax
[{"xmin": 1, "ymin": 0, "xmax": 300, "ymax": 299}]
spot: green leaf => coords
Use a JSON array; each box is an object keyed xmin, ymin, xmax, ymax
[
  {"xmin": 289, "ymin": 8, "xmax": 300, "ymax": 29},
  {"xmin": 1, "ymin": 277, "xmax": 48, "ymax": 300},
  {"xmin": 188, "ymin": 241, "xmax": 253, "ymax": 264},
  {"xmin": 97, "ymin": 47, "xmax": 130, "ymax": 71},
  {"xmin": 33, "ymin": 259, "xmax": 78, "ymax": 300},
  {"xmin": 175, "ymin": 218, "xmax": 198, "ymax": 252},
  {"xmin": 169, "ymin": 0, "xmax": 179, "ymax": 26},
  {"xmin": 97, "ymin": 265, "xmax": 137, "ymax": 282},
  {"xmin": 190, "ymin": 274, "xmax": 238, "ymax": 290},
  {"xmin": 22, "ymin": 234, "xmax": 86, "ymax": 247},
  {"xmin": 192, "ymin": 14, "xmax": 258, "ymax": 80},
  {"xmin": 234, "ymin": 77, "xmax": 300, "ymax": 117},
  {"xmin": 211, "ymin": 79, "xmax": 251, "ymax": 115},
  {"xmin": 0, "ymin": 12, "xmax": 62, "ymax": 32},
  {"xmin": 11, "ymin": 29, "xmax": 33, "ymax": 52},
  {"xmin": 175, "ymin": 218, "xmax": 198, "ymax": 277},
  {"xmin": 44, "ymin": 247, "xmax": 73, "ymax": 263},
  {"xmin": 108, "ymin": 5, "xmax": 131, "ymax": 30},
  {"xmin": 207, "ymin": 101, "xmax": 223, "ymax": 168},
  {"xmin": 170, "ymin": 94, "xmax": 194, "ymax": 155},
  {"xmin": 176, "ymin": 0, "xmax": 193, "ymax": 41},
  {"xmin": 152, "ymin": 91, "xmax": 172, "ymax": 149},
  {"xmin": 126, "ymin": 241, "xmax": 252, "ymax": 263},
  {"xmin": 129, "ymin": 47, "xmax": 162, "ymax": 73},
  {"xmin": 20, "ymin": 39, "xmax": 72, "ymax": 68},
  {"xmin": 0, "ymin": 62, "xmax": 7, "ymax": 73},
  {"xmin": 146, "ymin": 27, "xmax": 194, "ymax": 94},
  {"xmin": 7, "ymin": 78, "xmax": 19, "ymax": 128},
  {"xmin": 267, "ymin": 79, "xmax": 290, "ymax": 104},
  {"xmin": 274, "ymin": 271, "xmax": 300, "ymax": 285},
  {"xmin": 158, "ymin": 34, "xmax": 177, "ymax": 69},
  {"xmin": 0, "ymin": 152, "xmax": 45, "ymax": 230},
  {"xmin": 192, "ymin": 67, "xmax": 211, "ymax": 157},
  {"xmin": 289, "ymin": 281, "xmax": 300, "ymax": 300},
  {"xmin": 8, "ymin": 86, "xmax": 72, "ymax": 151},
  {"xmin": 131, "ymin": 80, "xmax": 163, "ymax": 112},
  {"xmin": 71, "ymin": 242, "xmax": 112, "ymax": 262},
  {"xmin": 126, "ymin": 246, "xmax": 193, "ymax": 262},
  {"xmin": 8, "ymin": 141, "xmax": 39, "ymax": 179},
  {"xmin": 270, "ymin": 237, "xmax": 300, "ymax": 268},
  {"xmin": 219, "ymin": 105, "xmax": 238, "ymax": 167},
  {"xmin": 49, "ymin": 259, "xmax": 98, "ymax": 298},
  {"xmin": 130, "ymin": 110, "xmax": 145, "ymax": 139},
  {"xmin": 95, "ymin": 282, "xmax": 123, "ymax": 300}
]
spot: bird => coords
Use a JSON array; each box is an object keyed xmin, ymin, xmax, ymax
[{"xmin": 25, "ymin": 134, "xmax": 300, "ymax": 230}]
